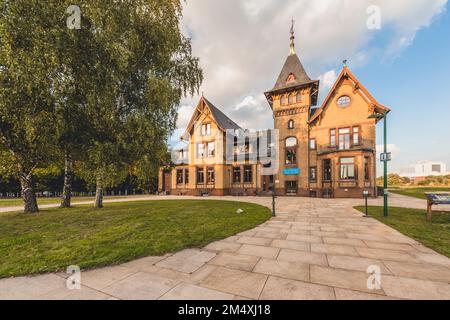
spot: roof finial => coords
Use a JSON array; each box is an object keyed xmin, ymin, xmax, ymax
[
  {"xmin": 289, "ymin": 17, "xmax": 295, "ymax": 55},
  {"xmin": 343, "ymin": 59, "xmax": 348, "ymax": 67}
]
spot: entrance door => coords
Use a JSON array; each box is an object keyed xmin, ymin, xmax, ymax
[
  {"xmin": 163, "ymin": 172, "xmax": 172, "ymax": 194},
  {"xmin": 323, "ymin": 159, "xmax": 332, "ymax": 181},
  {"xmin": 262, "ymin": 175, "xmax": 274, "ymax": 192},
  {"xmin": 322, "ymin": 159, "xmax": 333, "ymax": 198},
  {"xmin": 285, "ymin": 181, "xmax": 297, "ymax": 196}
]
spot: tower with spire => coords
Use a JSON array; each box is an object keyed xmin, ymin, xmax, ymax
[{"xmin": 264, "ymin": 21, "xmax": 320, "ymax": 195}]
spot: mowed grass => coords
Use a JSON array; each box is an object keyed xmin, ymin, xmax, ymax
[
  {"xmin": 0, "ymin": 196, "xmax": 135, "ymax": 208},
  {"xmin": 390, "ymin": 187, "xmax": 450, "ymax": 200},
  {"xmin": 354, "ymin": 206, "xmax": 450, "ymax": 258},
  {"xmin": 0, "ymin": 200, "xmax": 271, "ymax": 278}
]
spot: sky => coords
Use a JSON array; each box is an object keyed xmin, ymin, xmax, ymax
[{"xmin": 172, "ymin": 0, "xmax": 450, "ymax": 175}]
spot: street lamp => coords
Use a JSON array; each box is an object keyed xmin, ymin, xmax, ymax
[{"xmin": 368, "ymin": 110, "xmax": 390, "ymax": 217}]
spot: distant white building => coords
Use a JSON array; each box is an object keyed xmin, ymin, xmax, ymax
[{"xmin": 399, "ymin": 161, "xmax": 448, "ymax": 178}]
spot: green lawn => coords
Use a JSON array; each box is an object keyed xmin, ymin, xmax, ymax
[
  {"xmin": 389, "ymin": 187, "xmax": 450, "ymax": 200},
  {"xmin": 0, "ymin": 195, "xmax": 138, "ymax": 207},
  {"xmin": 354, "ymin": 206, "xmax": 450, "ymax": 258},
  {"xmin": 0, "ymin": 200, "xmax": 271, "ymax": 278}
]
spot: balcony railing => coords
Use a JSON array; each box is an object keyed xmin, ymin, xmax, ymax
[{"xmin": 317, "ymin": 139, "xmax": 375, "ymax": 155}]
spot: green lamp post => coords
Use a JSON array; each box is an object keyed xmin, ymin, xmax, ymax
[{"xmin": 369, "ymin": 110, "xmax": 390, "ymax": 217}]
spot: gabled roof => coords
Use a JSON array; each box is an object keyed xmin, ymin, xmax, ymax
[
  {"xmin": 308, "ymin": 66, "xmax": 390, "ymax": 124},
  {"xmin": 184, "ymin": 96, "xmax": 242, "ymax": 137},
  {"xmin": 203, "ymin": 97, "xmax": 242, "ymax": 131}
]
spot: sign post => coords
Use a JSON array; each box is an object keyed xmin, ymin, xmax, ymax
[{"xmin": 363, "ymin": 190, "xmax": 370, "ymax": 217}]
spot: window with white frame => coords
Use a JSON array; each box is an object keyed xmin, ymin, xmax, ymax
[
  {"xmin": 340, "ymin": 157, "xmax": 356, "ymax": 180},
  {"xmin": 353, "ymin": 126, "xmax": 360, "ymax": 145},
  {"xmin": 207, "ymin": 142, "xmax": 215, "ymax": 157},
  {"xmin": 337, "ymin": 95, "xmax": 351, "ymax": 107},
  {"xmin": 197, "ymin": 143, "xmax": 204, "ymax": 158},
  {"xmin": 201, "ymin": 123, "xmax": 211, "ymax": 136},
  {"xmin": 338, "ymin": 128, "xmax": 351, "ymax": 150}
]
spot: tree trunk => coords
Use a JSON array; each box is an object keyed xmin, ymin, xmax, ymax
[
  {"xmin": 60, "ymin": 153, "xmax": 73, "ymax": 208},
  {"xmin": 19, "ymin": 173, "xmax": 39, "ymax": 213},
  {"xmin": 94, "ymin": 177, "xmax": 103, "ymax": 208}
]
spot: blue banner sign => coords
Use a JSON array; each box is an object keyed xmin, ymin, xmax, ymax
[
  {"xmin": 426, "ymin": 193, "xmax": 450, "ymax": 205},
  {"xmin": 283, "ymin": 168, "xmax": 300, "ymax": 175}
]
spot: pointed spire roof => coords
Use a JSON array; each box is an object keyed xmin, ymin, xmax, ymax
[{"xmin": 265, "ymin": 21, "xmax": 317, "ymax": 96}]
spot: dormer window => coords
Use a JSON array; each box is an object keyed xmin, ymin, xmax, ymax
[
  {"xmin": 288, "ymin": 120, "xmax": 294, "ymax": 129},
  {"xmin": 286, "ymin": 73, "xmax": 296, "ymax": 83}
]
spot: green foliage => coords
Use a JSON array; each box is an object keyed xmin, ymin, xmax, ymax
[
  {"xmin": 0, "ymin": 0, "xmax": 61, "ymax": 177},
  {"xmin": 70, "ymin": 1, "xmax": 202, "ymax": 189},
  {"xmin": 377, "ymin": 174, "xmax": 450, "ymax": 188},
  {"xmin": 0, "ymin": 1, "xmax": 203, "ymax": 201},
  {"xmin": 376, "ymin": 173, "xmax": 410, "ymax": 187},
  {"xmin": 0, "ymin": 200, "xmax": 271, "ymax": 277}
]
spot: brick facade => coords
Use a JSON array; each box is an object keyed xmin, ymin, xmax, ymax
[{"xmin": 159, "ymin": 32, "xmax": 389, "ymax": 199}]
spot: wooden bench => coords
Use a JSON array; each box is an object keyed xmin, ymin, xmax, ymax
[{"xmin": 425, "ymin": 192, "xmax": 450, "ymax": 221}]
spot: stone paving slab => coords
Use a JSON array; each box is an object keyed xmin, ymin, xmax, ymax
[
  {"xmin": 1, "ymin": 195, "xmax": 449, "ymax": 300},
  {"xmin": 253, "ymin": 259, "xmax": 310, "ymax": 282},
  {"xmin": 200, "ymin": 267, "xmax": 268, "ymax": 299},
  {"xmin": 204, "ymin": 241, "xmax": 242, "ymax": 253},
  {"xmin": 259, "ymin": 276, "xmax": 335, "ymax": 300},
  {"xmin": 102, "ymin": 272, "xmax": 180, "ymax": 300},
  {"xmin": 155, "ymin": 249, "xmax": 216, "ymax": 273},
  {"xmin": 208, "ymin": 253, "xmax": 260, "ymax": 271},
  {"xmin": 237, "ymin": 244, "xmax": 280, "ymax": 259},
  {"xmin": 159, "ymin": 283, "xmax": 234, "ymax": 300},
  {"xmin": 381, "ymin": 275, "xmax": 450, "ymax": 300},
  {"xmin": 310, "ymin": 265, "xmax": 385, "ymax": 295},
  {"xmin": 326, "ymin": 255, "xmax": 392, "ymax": 274},
  {"xmin": 277, "ymin": 248, "xmax": 328, "ymax": 266},
  {"xmin": 81, "ymin": 266, "xmax": 137, "ymax": 290}
]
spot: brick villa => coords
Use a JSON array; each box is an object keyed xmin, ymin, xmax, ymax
[{"xmin": 158, "ymin": 26, "xmax": 389, "ymax": 198}]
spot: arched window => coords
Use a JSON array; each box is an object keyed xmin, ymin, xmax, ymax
[
  {"xmin": 280, "ymin": 95, "xmax": 286, "ymax": 105},
  {"xmin": 287, "ymin": 120, "xmax": 294, "ymax": 129},
  {"xmin": 285, "ymin": 137, "xmax": 297, "ymax": 148},
  {"xmin": 285, "ymin": 137, "xmax": 297, "ymax": 165},
  {"xmin": 337, "ymin": 95, "xmax": 351, "ymax": 107},
  {"xmin": 296, "ymin": 92, "xmax": 302, "ymax": 103},
  {"xmin": 288, "ymin": 94, "xmax": 294, "ymax": 104}
]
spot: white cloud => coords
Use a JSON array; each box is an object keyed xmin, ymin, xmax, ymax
[
  {"xmin": 176, "ymin": 104, "xmax": 196, "ymax": 130},
  {"xmin": 176, "ymin": 0, "xmax": 447, "ymax": 132},
  {"xmin": 230, "ymin": 94, "xmax": 273, "ymax": 130},
  {"xmin": 318, "ymin": 70, "xmax": 338, "ymax": 90}
]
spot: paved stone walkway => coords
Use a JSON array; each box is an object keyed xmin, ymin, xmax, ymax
[{"xmin": 1, "ymin": 196, "xmax": 449, "ymax": 300}]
